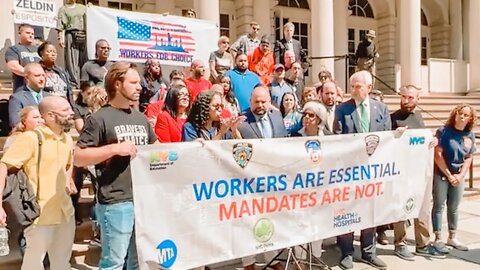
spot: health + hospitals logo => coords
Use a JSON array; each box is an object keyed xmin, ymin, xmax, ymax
[
  {"xmin": 253, "ymin": 218, "xmax": 274, "ymax": 243},
  {"xmin": 232, "ymin": 142, "xmax": 253, "ymax": 169},
  {"xmin": 149, "ymin": 150, "xmax": 178, "ymax": 170},
  {"xmin": 404, "ymin": 197, "xmax": 415, "ymax": 214},
  {"xmin": 305, "ymin": 140, "xmax": 321, "ymax": 164}
]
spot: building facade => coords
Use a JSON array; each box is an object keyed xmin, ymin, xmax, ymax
[{"xmin": 1, "ymin": 0, "xmax": 479, "ymax": 94}]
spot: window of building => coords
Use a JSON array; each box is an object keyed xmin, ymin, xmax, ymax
[
  {"xmin": 421, "ymin": 10, "xmax": 428, "ymax": 26},
  {"xmin": 348, "ymin": 0, "xmax": 374, "ymax": 18},
  {"xmin": 277, "ymin": 0, "xmax": 309, "ymax": 9},
  {"xmin": 107, "ymin": 1, "xmax": 134, "ymax": 11},
  {"xmin": 220, "ymin": 14, "xmax": 230, "ymax": 37},
  {"xmin": 348, "ymin": 29, "xmax": 369, "ymax": 78}
]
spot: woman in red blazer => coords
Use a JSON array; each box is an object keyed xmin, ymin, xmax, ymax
[{"xmin": 154, "ymin": 85, "xmax": 190, "ymax": 142}]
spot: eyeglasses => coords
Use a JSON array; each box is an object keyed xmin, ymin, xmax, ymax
[
  {"xmin": 100, "ymin": 46, "xmax": 111, "ymax": 51},
  {"xmin": 303, "ymin": 112, "xmax": 317, "ymax": 119},
  {"xmin": 252, "ymin": 27, "xmax": 260, "ymax": 31},
  {"xmin": 211, "ymin": 103, "xmax": 224, "ymax": 110},
  {"xmin": 177, "ymin": 92, "xmax": 189, "ymax": 97}
]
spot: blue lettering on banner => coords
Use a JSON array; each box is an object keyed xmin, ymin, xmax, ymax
[
  {"xmin": 16, "ymin": 0, "xmax": 54, "ymax": 12},
  {"xmin": 409, "ymin": 136, "xmax": 425, "ymax": 145},
  {"xmin": 157, "ymin": 239, "xmax": 177, "ymax": 268}
]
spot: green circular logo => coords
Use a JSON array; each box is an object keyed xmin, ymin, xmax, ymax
[
  {"xmin": 405, "ymin": 198, "xmax": 415, "ymax": 213},
  {"xmin": 253, "ymin": 218, "xmax": 274, "ymax": 243}
]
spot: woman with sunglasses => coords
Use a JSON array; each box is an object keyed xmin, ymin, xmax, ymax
[
  {"xmin": 432, "ymin": 104, "xmax": 476, "ymax": 252},
  {"xmin": 294, "ymin": 100, "xmax": 331, "ymax": 137},
  {"xmin": 182, "ymin": 90, "xmax": 243, "ymax": 141},
  {"xmin": 209, "ymin": 36, "xmax": 234, "ymax": 83},
  {"xmin": 279, "ymin": 92, "xmax": 302, "ymax": 136},
  {"xmin": 154, "ymin": 85, "xmax": 190, "ymax": 143}
]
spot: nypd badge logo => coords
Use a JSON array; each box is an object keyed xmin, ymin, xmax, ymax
[
  {"xmin": 305, "ymin": 140, "xmax": 321, "ymax": 164},
  {"xmin": 364, "ymin": 135, "xmax": 380, "ymax": 156},
  {"xmin": 233, "ymin": 143, "xmax": 253, "ymax": 168}
]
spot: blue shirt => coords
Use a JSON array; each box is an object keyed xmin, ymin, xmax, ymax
[
  {"xmin": 182, "ymin": 122, "xmax": 233, "ymax": 141},
  {"xmin": 270, "ymin": 81, "xmax": 294, "ymax": 108},
  {"xmin": 226, "ymin": 68, "xmax": 261, "ymax": 112},
  {"xmin": 436, "ymin": 126, "xmax": 476, "ymax": 174}
]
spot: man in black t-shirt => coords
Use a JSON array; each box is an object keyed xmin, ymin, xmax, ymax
[
  {"xmin": 74, "ymin": 62, "xmax": 157, "ymax": 269},
  {"xmin": 5, "ymin": 24, "xmax": 41, "ymax": 92},
  {"xmin": 389, "ymin": 85, "xmax": 444, "ymax": 260},
  {"xmin": 80, "ymin": 39, "xmax": 114, "ymax": 87}
]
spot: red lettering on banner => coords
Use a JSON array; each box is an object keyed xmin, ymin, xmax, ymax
[
  {"xmin": 218, "ymin": 191, "xmax": 318, "ymax": 221},
  {"xmin": 321, "ymin": 186, "xmax": 350, "ymax": 205},
  {"xmin": 354, "ymin": 182, "xmax": 384, "ymax": 199}
]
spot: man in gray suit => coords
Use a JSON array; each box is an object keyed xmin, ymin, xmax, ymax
[
  {"xmin": 9, "ymin": 63, "xmax": 45, "ymax": 127},
  {"xmin": 274, "ymin": 22, "xmax": 305, "ymax": 67},
  {"xmin": 237, "ymin": 86, "xmax": 286, "ymax": 270},
  {"xmin": 333, "ymin": 70, "xmax": 390, "ymax": 270},
  {"xmin": 238, "ymin": 86, "xmax": 287, "ymax": 140}
]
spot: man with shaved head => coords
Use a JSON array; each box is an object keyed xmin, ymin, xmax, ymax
[
  {"xmin": 185, "ymin": 59, "xmax": 212, "ymax": 103},
  {"xmin": 237, "ymin": 87, "xmax": 286, "ymax": 270},
  {"xmin": 0, "ymin": 95, "xmax": 76, "ymax": 270}
]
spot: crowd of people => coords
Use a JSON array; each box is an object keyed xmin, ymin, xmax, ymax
[{"xmin": 0, "ymin": 8, "xmax": 477, "ymax": 270}]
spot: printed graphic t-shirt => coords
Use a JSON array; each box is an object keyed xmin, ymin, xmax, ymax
[
  {"xmin": 5, "ymin": 45, "xmax": 41, "ymax": 91},
  {"xmin": 76, "ymin": 105, "xmax": 157, "ymax": 204}
]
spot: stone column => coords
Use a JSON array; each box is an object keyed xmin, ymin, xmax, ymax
[
  {"xmin": 333, "ymin": 0, "xmax": 348, "ymax": 90},
  {"xmin": 194, "ymin": 0, "xmax": 220, "ymax": 27},
  {"xmin": 253, "ymin": 0, "xmax": 272, "ymax": 38},
  {"xmin": 311, "ymin": 0, "xmax": 335, "ymax": 79},
  {"xmin": 468, "ymin": 0, "xmax": 480, "ymax": 92},
  {"xmin": 399, "ymin": 0, "xmax": 421, "ymax": 88},
  {"xmin": 449, "ymin": 0, "xmax": 463, "ymax": 59}
]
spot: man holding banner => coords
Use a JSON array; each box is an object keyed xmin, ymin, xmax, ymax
[
  {"xmin": 238, "ymin": 86, "xmax": 287, "ymax": 270},
  {"xmin": 74, "ymin": 62, "xmax": 158, "ymax": 270},
  {"xmin": 333, "ymin": 70, "xmax": 390, "ymax": 270}
]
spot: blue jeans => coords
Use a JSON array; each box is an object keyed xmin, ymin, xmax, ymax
[
  {"xmin": 337, "ymin": 228, "xmax": 376, "ymax": 259},
  {"xmin": 432, "ymin": 173, "xmax": 464, "ymax": 233},
  {"xmin": 97, "ymin": 201, "xmax": 138, "ymax": 270}
]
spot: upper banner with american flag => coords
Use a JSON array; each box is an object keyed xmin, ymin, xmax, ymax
[{"xmin": 86, "ymin": 6, "xmax": 218, "ymax": 66}]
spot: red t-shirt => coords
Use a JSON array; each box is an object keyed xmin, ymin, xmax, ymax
[
  {"xmin": 144, "ymin": 100, "xmax": 164, "ymax": 120},
  {"xmin": 185, "ymin": 77, "xmax": 212, "ymax": 103}
]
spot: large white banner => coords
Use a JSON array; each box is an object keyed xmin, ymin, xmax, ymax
[
  {"xmin": 12, "ymin": 0, "xmax": 58, "ymax": 28},
  {"xmin": 86, "ymin": 6, "xmax": 218, "ymax": 66},
  {"xmin": 131, "ymin": 129, "xmax": 434, "ymax": 270}
]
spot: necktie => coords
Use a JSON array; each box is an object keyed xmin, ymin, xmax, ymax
[
  {"xmin": 259, "ymin": 117, "xmax": 273, "ymax": 138},
  {"xmin": 34, "ymin": 92, "xmax": 42, "ymax": 104},
  {"xmin": 360, "ymin": 102, "xmax": 369, "ymax": 133}
]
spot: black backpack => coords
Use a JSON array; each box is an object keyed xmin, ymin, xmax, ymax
[{"xmin": 0, "ymin": 99, "xmax": 11, "ymax": 136}]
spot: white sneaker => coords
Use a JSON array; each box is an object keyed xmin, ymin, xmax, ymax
[{"xmin": 447, "ymin": 238, "xmax": 469, "ymax": 251}]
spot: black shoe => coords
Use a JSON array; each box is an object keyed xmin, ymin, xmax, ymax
[
  {"xmin": 377, "ymin": 231, "xmax": 389, "ymax": 245},
  {"xmin": 339, "ymin": 255, "xmax": 353, "ymax": 269},
  {"xmin": 361, "ymin": 256, "xmax": 387, "ymax": 270}
]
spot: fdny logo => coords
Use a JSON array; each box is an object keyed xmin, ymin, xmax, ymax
[
  {"xmin": 305, "ymin": 140, "xmax": 321, "ymax": 164},
  {"xmin": 364, "ymin": 135, "xmax": 380, "ymax": 156},
  {"xmin": 233, "ymin": 143, "xmax": 253, "ymax": 168}
]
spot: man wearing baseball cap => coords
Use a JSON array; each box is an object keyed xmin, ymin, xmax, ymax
[
  {"xmin": 355, "ymin": 30, "xmax": 379, "ymax": 76},
  {"xmin": 269, "ymin": 63, "xmax": 294, "ymax": 108}
]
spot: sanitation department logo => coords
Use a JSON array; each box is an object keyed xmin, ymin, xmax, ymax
[
  {"xmin": 305, "ymin": 140, "xmax": 321, "ymax": 164},
  {"xmin": 253, "ymin": 218, "xmax": 274, "ymax": 243},
  {"xmin": 405, "ymin": 197, "xmax": 415, "ymax": 213},
  {"xmin": 364, "ymin": 135, "xmax": 380, "ymax": 156},
  {"xmin": 233, "ymin": 142, "xmax": 253, "ymax": 168}
]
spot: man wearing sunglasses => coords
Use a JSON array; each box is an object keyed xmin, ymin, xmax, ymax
[
  {"xmin": 231, "ymin": 21, "xmax": 261, "ymax": 56},
  {"xmin": 80, "ymin": 39, "xmax": 114, "ymax": 87}
]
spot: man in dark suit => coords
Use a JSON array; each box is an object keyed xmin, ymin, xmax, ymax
[
  {"xmin": 237, "ymin": 86, "xmax": 286, "ymax": 270},
  {"xmin": 9, "ymin": 63, "xmax": 45, "ymax": 127},
  {"xmin": 274, "ymin": 22, "xmax": 304, "ymax": 67},
  {"xmin": 238, "ymin": 86, "xmax": 287, "ymax": 139},
  {"xmin": 333, "ymin": 70, "xmax": 390, "ymax": 270}
]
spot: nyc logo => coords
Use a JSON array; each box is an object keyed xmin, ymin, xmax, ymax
[{"xmin": 150, "ymin": 151, "xmax": 178, "ymax": 163}]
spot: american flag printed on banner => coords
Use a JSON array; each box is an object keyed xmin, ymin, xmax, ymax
[{"xmin": 117, "ymin": 17, "xmax": 196, "ymax": 55}]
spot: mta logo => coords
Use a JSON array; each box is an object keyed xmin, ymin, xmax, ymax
[
  {"xmin": 157, "ymin": 239, "xmax": 177, "ymax": 268},
  {"xmin": 409, "ymin": 136, "xmax": 425, "ymax": 145}
]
